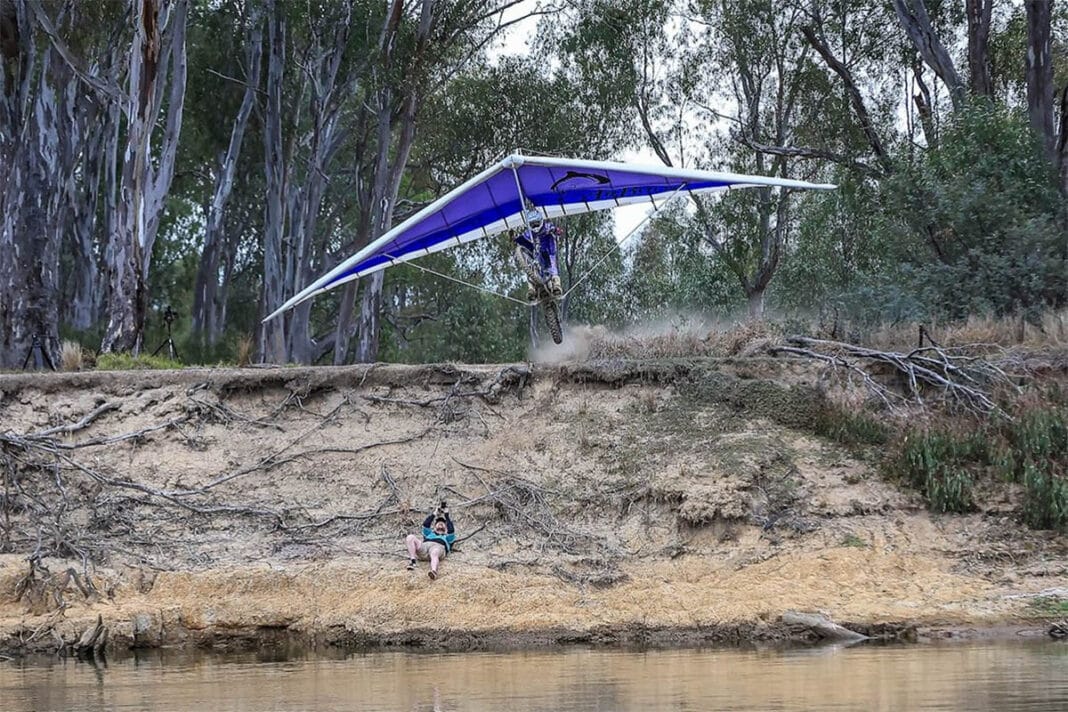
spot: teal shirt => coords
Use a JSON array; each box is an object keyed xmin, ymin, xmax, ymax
[{"xmin": 422, "ymin": 513, "xmax": 456, "ymax": 553}]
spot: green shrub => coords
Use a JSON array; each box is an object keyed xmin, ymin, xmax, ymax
[
  {"xmin": 1027, "ymin": 596, "xmax": 1068, "ymax": 617},
  {"xmin": 897, "ymin": 430, "xmax": 985, "ymax": 513},
  {"xmin": 1001, "ymin": 406, "xmax": 1068, "ymax": 530},
  {"xmin": 1021, "ymin": 461, "xmax": 1068, "ymax": 530},
  {"xmin": 96, "ymin": 352, "xmax": 184, "ymax": 371},
  {"xmin": 892, "ymin": 404, "xmax": 1067, "ymax": 530},
  {"xmin": 839, "ymin": 533, "xmax": 868, "ymax": 548},
  {"xmin": 813, "ymin": 406, "xmax": 890, "ymax": 448}
]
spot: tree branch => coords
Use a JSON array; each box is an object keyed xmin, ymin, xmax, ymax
[
  {"xmin": 800, "ymin": 23, "xmax": 893, "ymax": 174},
  {"xmin": 738, "ymin": 135, "xmax": 882, "ymax": 176}
]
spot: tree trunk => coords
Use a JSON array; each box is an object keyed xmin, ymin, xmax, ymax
[
  {"xmin": 746, "ymin": 288, "xmax": 766, "ymax": 320},
  {"xmin": 965, "ymin": 0, "xmax": 993, "ymax": 99},
  {"xmin": 1024, "ymin": 0, "xmax": 1055, "ymax": 162},
  {"xmin": 102, "ymin": 0, "xmax": 187, "ymax": 354},
  {"xmin": 193, "ymin": 6, "xmax": 262, "ymax": 345},
  {"xmin": 332, "ymin": 281, "xmax": 358, "ymax": 365},
  {"xmin": 1058, "ymin": 85, "xmax": 1068, "ymax": 202},
  {"xmin": 1, "ymin": 149, "xmax": 61, "ymax": 369},
  {"xmin": 892, "ymin": 0, "xmax": 964, "ymax": 110},
  {"xmin": 67, "ymin": 110, "xmax": 109, "ymax": 331},
  {"xmin": 348, "ymin": 0, "xmax": 431, "ymax": 364},
  {"xmin": 355, "ymin": 272, "xmax": 384, "ymax": 363},
  {"xmin": 0, "ymin": 4, "xmax": 63, "ymax": 369},
  {"xmin": 911, "ymin": 59, "xmax": 938, "ymax": 150},
  {"xmin": 212, "ymin": 226, "xmax": 238, "ymax": 344},
  {"xmin": 260, "ymin": 0, "xmax": 286, "ymax": 364}
]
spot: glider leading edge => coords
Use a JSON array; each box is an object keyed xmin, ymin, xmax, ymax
[{"xmin": 263, "ymin": 154, "xmax": 836, "ymax": 322}]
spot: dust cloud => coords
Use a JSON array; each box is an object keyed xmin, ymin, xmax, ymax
[{"xmin": 527, "ymin": 314, "xmax": 768, "ymax": 363}]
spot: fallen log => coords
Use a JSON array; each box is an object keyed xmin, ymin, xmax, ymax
[
  {"xmin": 73, "ymin": 615, "xmax": 108, "ymax": 656},
  {"xmin": 782, "ymin": 611, "xmax": 869, "ymax": 642}
]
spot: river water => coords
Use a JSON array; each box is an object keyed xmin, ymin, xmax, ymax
[{"xmin": 2, "ymin": 640, "xmax": 1066, "ymax": 711}]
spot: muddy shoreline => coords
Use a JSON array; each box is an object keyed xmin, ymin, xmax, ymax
[{"xmin": 3, "ymin": 615, "xmax": 1057, "ymax": 660}]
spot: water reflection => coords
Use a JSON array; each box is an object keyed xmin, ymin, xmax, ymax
[{"xmin": 2, "ymin": 640, "xmax": 1066, "ymax": 711}]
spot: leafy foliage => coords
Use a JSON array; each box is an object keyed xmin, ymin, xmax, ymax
[
  {"xmin": 897, "ymin": 429, "xmax": 983, "ymax": 513},
  {"xmin": 13, "ymin": 0, "xmax": 1068, "ymax": 366},
  {"xmin": 890, "ymin": 397, "xmax": 1068, "ymax": 528},
  {"xmin": 861, "ymin": 105, "xmax": 1066, "ymax": 322}
]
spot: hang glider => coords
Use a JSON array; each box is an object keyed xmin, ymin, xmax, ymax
[{"xmin": 264, "ymin": 154, "xmax": 836, "ymax": 321}]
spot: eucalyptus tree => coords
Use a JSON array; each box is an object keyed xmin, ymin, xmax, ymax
[
  {"xmin": 0, "ymin": 0, "xmax": 60, "ymax": 368},
  {"xmin": 99, "ymin": 0, "xmax": 188, "ymax": 354},
  {"xmin": 546, "ymin": 0, "xmax": 846, "ymax": 319},
  {"xmin": 252, "ymin": 0, "xmax": 545, "ymax": 364},
  {"xmin": 0, "ymin": 1, "xmax": 130, "ymax": 367},
  {"xmin": 187, "ymin": 0, "xmax": 262, "ymax": 349},
  {"xmin": 891, "ymin": 0, "xmax": 1066, "ymax": 183}
]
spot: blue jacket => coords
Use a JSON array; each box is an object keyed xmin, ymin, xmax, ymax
[
  {"xmin": 514, "ymin": 221, "xmax": 560, "ymax": 257},
  {"xmin": 422, "ymin": 512, "xmax": 456, "ymax": 553}
]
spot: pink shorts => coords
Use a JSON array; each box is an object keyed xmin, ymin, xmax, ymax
[{"xmin": 416, "ymin": 540, "xmax": 446, "ymax": 560}]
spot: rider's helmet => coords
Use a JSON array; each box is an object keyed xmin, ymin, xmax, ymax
[{"xmin": 525, "ymin": 209, "xmax": 543, "ymax": 231}]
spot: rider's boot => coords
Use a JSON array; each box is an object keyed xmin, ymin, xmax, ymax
[
  {"xmin": 549, "ymin": 275, "xmax": 563, "ymax": 297},
  {"xmin": 526, "ymin": 281, "xmax": 538, "ymax": 303}
]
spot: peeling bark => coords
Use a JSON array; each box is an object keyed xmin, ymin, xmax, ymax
[
  {"xmin": 102, "ymin": 0, "xmax": 188, "ymax": 354},
  {"xmin": 965, "ymin": 0, "xmax": 992, "ymax": 99},
  {"xmin": 1024, "ymin": 0, "xmax": 1054, "ymax": 162},
  {"xmin": 0, "ymin": 2, "xmax": 64, "ymax": 369},
  {"xmin": 892, "ymin": 0, "xmax": 964, "ymax": 110},
  {"xmin": 67, "ymin": 111, "xmax": 108, "ymax": 330},
  {"xmin": 260, "ymin": 0, "xmax": 286, "ymax": 364}
]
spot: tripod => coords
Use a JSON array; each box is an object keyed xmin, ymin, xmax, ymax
[
  {"xmin": 21, "ymin": 334, "xmax": 56, "ymax": 371},
  {"xmin": 151, "ymin": 306, "xmax": 180, "ymax": 361}
]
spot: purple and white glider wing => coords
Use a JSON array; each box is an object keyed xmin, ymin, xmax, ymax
[{"xmin": 264, "ymin": 155, "xmax": 835, "ymax": 321}]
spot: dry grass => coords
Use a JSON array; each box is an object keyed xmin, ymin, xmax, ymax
[
  {"xmin": 584, "ymin": 319, "xmax": 782, "ymax": 360},
  {"xmin": 235, "ymin": 333, "xmax": 255, "ymax": 367},
  {"xmin": 59, "ymin": 340, "xmax": 84, "ymax": 371},
  {"xmin": 573, "ymin": 309, "xmax": 1068, "ymax": 364},
  {"xmin": 861, "ymin": 310, "xmax": 1068, "ymax": 352}
]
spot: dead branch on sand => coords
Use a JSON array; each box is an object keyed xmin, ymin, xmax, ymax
[
  {"xmin": 782, "ymin": 611, "xmax": 868, "ymax": 642},
  {"xmin": 452, "ymin": 522, "xmax": 486, "ymax": 547},
  {"xmin": 768, "ymin": 335, "xmax": 1018, "ymax": 415}
]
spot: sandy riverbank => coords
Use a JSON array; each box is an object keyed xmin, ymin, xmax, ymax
[{"xmin": 1, "ymin": 360, "xmax": 1065, "ymax": 655}]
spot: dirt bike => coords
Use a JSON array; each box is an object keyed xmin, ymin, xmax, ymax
[{"xmin": 514, "ymin": 245, "xmax": 564, "ymax": 345}]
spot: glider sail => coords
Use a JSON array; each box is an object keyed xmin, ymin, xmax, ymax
[{"xmin": 264, "ymin": 154, "xmax": 836, "ymax": 321}]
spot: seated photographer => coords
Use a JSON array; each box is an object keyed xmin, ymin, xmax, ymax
[{"xmin": 405, "ymin": 501, "xmax": 455, "ymax": 580}]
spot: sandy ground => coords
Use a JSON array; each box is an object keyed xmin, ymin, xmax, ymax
[{"xmin": 0, "ymin": 360, "xmax": 1064, "ymax": 654}]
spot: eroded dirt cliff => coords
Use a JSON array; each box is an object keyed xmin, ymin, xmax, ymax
[{"xmin": 0, "ymin": 359, "xmax": 1064, "ymax": 655}]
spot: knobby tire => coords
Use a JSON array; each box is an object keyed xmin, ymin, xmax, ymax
[{"xmin": 516, "ymin": 245, "xmax": 564, "ymax": 345}]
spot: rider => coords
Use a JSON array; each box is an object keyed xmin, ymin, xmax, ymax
[
  {"xmin": 513, "ymin": 208, "xmax": 562, "ymax": 302},
  {"xmin": 405, "ymin": 501, "xmax": 456, "ymax": 580}
]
